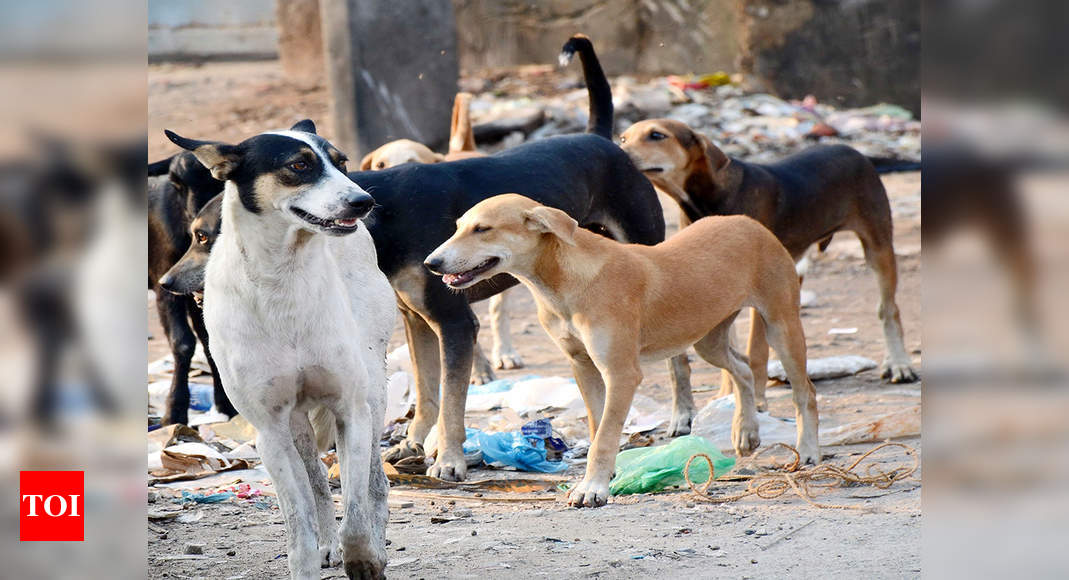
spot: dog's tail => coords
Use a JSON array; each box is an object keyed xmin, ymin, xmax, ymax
[
  {"xmin": 448, "ymin": 92, "xmax": 477, "ymax": 154},
  {"xmin": 560, "ymin": 34, "xmax": 614, "ymax": 140},
  {"xmin": 148, "ymin": 155, "xmax": 175, "ymax": 177},
  {"xmin": 309, "ymin": 404, "xmax": 337, "ymax": 453},
  {"xmin": 867, "ymin": 156, "xmax": 921, "ymax": 174}
]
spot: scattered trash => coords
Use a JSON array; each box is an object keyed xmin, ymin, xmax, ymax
[
  {"xmin": 463, "ymin": 428, "xmax": 567, "ymax": 473},
  {"xmin": 176, "ymin": 510, "xmax": 204, "ymax": 523},
  {"xmin": 180, "ymin": 490, "xmax": 235, "ymax": 504},
  {"xmin": 691, "ymin": 396, "xmax": 800, "ymax": 451},
  {"xmin": 820, "ymin": 406, "xmax": 920, "ymax": 446},
  {"xmin": 610, "ymin": 435, "xmax": 735, "ymax": 496},
  {"xmin": 767, "ymin": 355, "xmax": 877, "ymax": 382},
  {"xmin": 828, "ymin": 327, "xmax": 859, "ymax": 335}
]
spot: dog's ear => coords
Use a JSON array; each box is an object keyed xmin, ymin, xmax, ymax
[
  {"xmin": 290, "ymin": 119, "xmax": 317, "ymax": 134},
  {"xmin": 359, "ymin": 151, "xmax": 375, "ymax": 171},
  {"xmin": 523, "ymin": 205, "xmax": 578, "ymax": 246},
  {"xmin": 165, "ymin": 130, "xmax": 240, "ymax": 181},
  {"xmin": 696, "ymin": 133, "xmax": 730, "ymax": 172}
]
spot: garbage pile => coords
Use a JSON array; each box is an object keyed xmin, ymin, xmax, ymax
[{"xmin": 462, "ymin": 66, "xmax": 920, "ymax": 164}]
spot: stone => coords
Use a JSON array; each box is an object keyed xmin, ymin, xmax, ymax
[{"xmin": 184, "ymin": 543, "xmax": 205, "ymax": 555}]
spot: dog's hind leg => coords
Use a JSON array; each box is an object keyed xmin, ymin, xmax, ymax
[
  {"xmin": 693, "ymin": 314, "xmax": 760, "ymax": 457},
  {"xmin": 383, "ymin": 308, "xmax": 441, "ymax": 464},
  {"xmin": 470, "ymin": 343, "xmax": 496, "ymax": 385},
  {"xmin": 489, "ymin": 289, "xmax": 524, "ymax": 370},
  {"xmin": 257, "ymin": 417, "xmax": 321, "ymax": 578},
  {"xmin": 158, "ymin": 292, "xmax": 194, "ymax": 425},
  {"xmin": 760, "ymin": 311, "xmax": 820, "ymax": 465},
  {"xmin": 667, "ymin": 354, "xmax": 695, "ymax": 436},
  {"xmin": 292, "ymin": 407, "xmax": 340, "ymax": 568},
  {"xmin": 189, "ymin": 305, "xmax": 238, "ymax": 418},
  {"xmin": 335, "ymin": 397, "xmax": 387, "ymax": 578},
  {"xmin": 747, "ymin": 309, "xmax": 770, "ymax": 412},
  {"xmin": 857, "ymin": 227, "xmax": 918, "ymax": 383}
]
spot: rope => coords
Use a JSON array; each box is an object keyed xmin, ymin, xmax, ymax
[{"xmin": 683, "ymin": 442, "xmax": 919, "ymax": 510}]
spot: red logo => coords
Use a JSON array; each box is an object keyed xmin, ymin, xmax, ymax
[{"xmin": 20, "ymin": 471, "xmax": 84, "ymax": 541}]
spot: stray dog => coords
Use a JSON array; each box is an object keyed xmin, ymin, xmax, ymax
[
  {"xmin": 425, "ymin": 195, "xmax": 819, "ymax": 506},
  {"xmin": 158, "ymin": 193, "xmax": 222, "ymax": 307},
  {"xmin": 620, "ymin": 119, "xmax": 917, "ymax": 413},
  {"xmin": 148, "ymin": 152, "xmax": 237, "ymax": 424},
  {"xmin": 357, "ymin": 35, "xmax": 667, "ymax": 482},
  {"xmin": 360, "ymin": 92, "xmax": 525, "ymax": 380},
  {"xmin": 167, "ymin": 120, "xmax": 395, "ymax": 579}
]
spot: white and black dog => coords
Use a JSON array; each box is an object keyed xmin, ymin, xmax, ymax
[{"xmin": 167, "ymin": 120, "xmax": 395, "ymax": 579}]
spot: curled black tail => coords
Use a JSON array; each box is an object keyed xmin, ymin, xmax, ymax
[{"xmin": 560, "ymin": 34, "xmax": 613, "ymax": 140}]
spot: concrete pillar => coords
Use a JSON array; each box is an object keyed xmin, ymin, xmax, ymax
[
  {"xmin": 320, "ymin": 0, "xmax": 458, "ymax": 157},
  {"xmin": 276, "ymin": 0, "xmax": 325, "ymax": 90}
]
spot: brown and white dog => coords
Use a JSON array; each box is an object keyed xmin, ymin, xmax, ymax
[
  {"xmin": 360, "ymin": 93, "xmax": 525, "ymax": 382},
  {"xmin": 425, "ymin": 194, "xmax": 819, "ymax": 507},
  {"xmin": 621, "ymin": 119, "xmax": 917, "ymax": 415}
]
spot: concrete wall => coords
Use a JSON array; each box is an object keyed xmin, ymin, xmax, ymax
[{"xmin": 148, "ymin": 0, "xmax": 278, "ymax": 61}]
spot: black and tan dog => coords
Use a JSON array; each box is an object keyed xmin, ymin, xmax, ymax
[
  {"xmin": 620, "ymin": 119, "xmax": 917, "ymax": 414},
  {"xmin": 359, "ymin": 35, "xmax": 666, "ymax": 482},
  {"xmin": 148, "ymin": 153, "xmax": 237, "ymax": 424}
]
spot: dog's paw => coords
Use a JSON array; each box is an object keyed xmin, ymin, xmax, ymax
[
  {"xmin": 343, "ymin": 558, "xmax": 385, "ymax": 580},
  {"xmin": 881, "ymin": 359, "xmax": 919, "ymax": 383},
  {"xmin": 566, "ymin": 478, "xmax": 610, "ymax": 508},
  {"xmin": 321, "ymin": 543, "xmax": 342, "ymax": 568},
  {"xmin": 427, "ymin": 454, "xmax": 468, "ymax": 482},
  {"xmin": 381, "ymin": 439, "xmax": 423, "ymax": 464},
  {"xmin": 493, "ymin": 349, "xmax": 525, "ymax": 370},
  {"xmin": 797, "ymin": 444, "xmax": 820, "ymax": 466},
  {"xmin": 732, "ymin": 418, "xmax": 761, "ymax": 457},
  {"xmin": 470, "ymin": 362, "xmax": 496, "ymax": 386},
  {"xmin": 667, "ymin": 408, "xmax": 695, "ymax": 437}
]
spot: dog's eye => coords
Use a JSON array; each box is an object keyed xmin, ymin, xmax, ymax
[
  {"xmin": 472, "ymin": 225, "xmax": 492, "ymax": 233},
  {"xmin": 196, "ymin": 232, "xmax": 208, "ymax": 245},
  {"xmin": 290, "ymin": 161, "xmax": 310, "ymax": 172},
  {"xmin": 376, "ymin": 161, "xmax": 385, "ymax": 169},
  {"xmin": 648, "ymin": 131, "xmax": 667, "ymax": 141},
  {"xmin": 619, "ymin": 136, "xmax": 627, "ymax": 144},
  {"xmin": 335, "ymin": 158, "xmax": 348, "ymax": 172}
]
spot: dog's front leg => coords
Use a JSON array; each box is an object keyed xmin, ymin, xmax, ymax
[
  {"xmin": 383, "ymin": 309, "xmax": 440, "ymax": 463},
  {"xmin": 336, "ymin": 397, "xmax": 386, "ymax": 579},
  {"xmin": 427, "ymin": 318, "xmax": 477, "ymax": 482},
  {"xmin": 569, "ymin": 341, "xmax": 642, "ymax": 508},
  {"xmin": 257, "ymin": 417, "xmax": 321, "ymax": 578}
]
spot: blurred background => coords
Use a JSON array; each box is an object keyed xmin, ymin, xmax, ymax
[{"xmin": 0, "ymin": 0, "xmax": 1066, "ymax": 577}]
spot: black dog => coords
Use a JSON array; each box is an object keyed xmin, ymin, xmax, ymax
[
  {"xmin": 148, "ymin": 153, "xmax": 236, "ymax": 424},
  {"xmin": 356, "ymin": 34, "xmax": 666, "ymax": 481}
]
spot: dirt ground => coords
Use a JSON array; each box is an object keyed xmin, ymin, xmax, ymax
[{"xmin": 148, "ymin": 60, "xmax": 921, "ymax": 579}]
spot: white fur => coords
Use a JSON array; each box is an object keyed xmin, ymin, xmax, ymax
[{"xmin": 203, "ymin": 134, "xmax": 396, "ymax": 578}]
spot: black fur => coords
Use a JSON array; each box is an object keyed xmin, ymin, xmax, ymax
[{"xmin": 148, "ymin": 155, "xmax": 235, "ymax": 425}]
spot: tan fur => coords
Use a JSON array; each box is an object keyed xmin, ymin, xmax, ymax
[{"xmin": 426, "ymin": 194, "xmax": 820, "ymax": 507}]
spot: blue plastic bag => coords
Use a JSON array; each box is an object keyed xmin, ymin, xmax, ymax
[{"xmin": 463, "ymin": 428, "xmax": 567, "ymax": 473}]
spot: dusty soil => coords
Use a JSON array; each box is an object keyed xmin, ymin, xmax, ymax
[{"xmin": 148, "ymin": 60, "xmax": 921, "ymax": 579}]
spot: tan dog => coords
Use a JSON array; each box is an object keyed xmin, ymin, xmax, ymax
[
  {"xmin": 424, "ymin": 194, "xmax": 819, "ymax": 507},
  {"xmin": 621, "ymin": 119, "xmax": 916, "ymax": 416},
  {"xmin": 360, "ymin": 93, "xmax": 525, "ymax": 382}
]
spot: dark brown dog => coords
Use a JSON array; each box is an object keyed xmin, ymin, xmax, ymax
[{"xmin": 620, "ymin": 119, "xmax": 917, "ymax": 414}]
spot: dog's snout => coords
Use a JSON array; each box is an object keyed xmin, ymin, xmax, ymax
[
  {"xmin": 158, "ymin": 274, "xmax": 176, "ymax": 293},
  {"xmin": 345, "ymin": 192, "xmax": 375, "ymax": 215},
  {"xmin": 424, "ymin": 256, "xmax": 445, "ymax": 274}
]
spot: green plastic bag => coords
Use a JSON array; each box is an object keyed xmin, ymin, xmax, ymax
[{"xmin": 610, "ymin": 435, "xmax": 735, "ymax": 496}]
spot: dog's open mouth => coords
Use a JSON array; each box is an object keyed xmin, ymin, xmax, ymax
[
  {"xmin": 441, "ymin": 257, "xmax": 500, "ymax": 288},
  {"xmin": 639, "ymin": 166, "xmax": 665, "ymax": 174},
  {"xmin": 192, "ymin": 291, "xmax": 204, "ymax": 307},
  {"xmin": 291, "ymin": 207, "xmax": 362, "ymax": 232}
]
